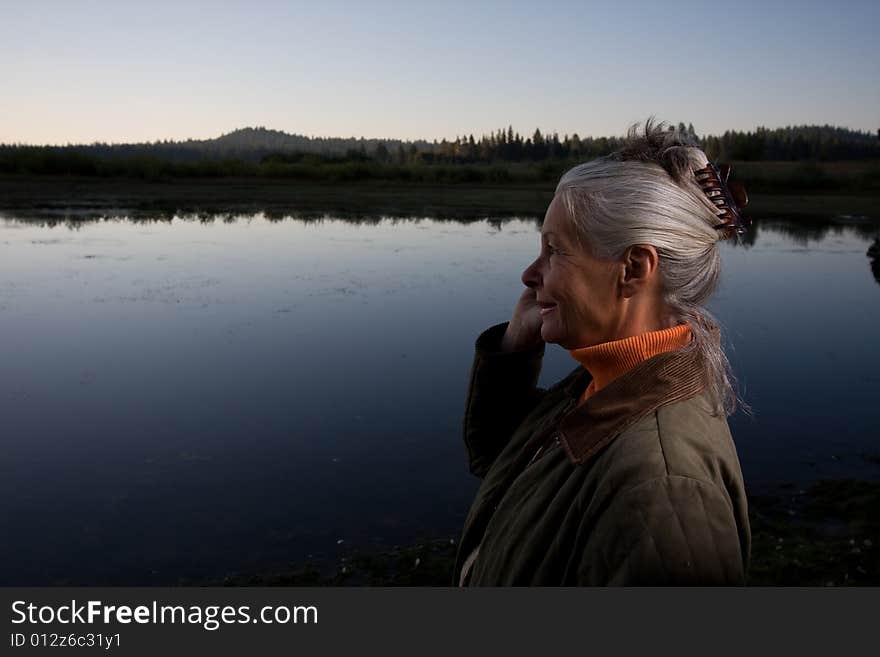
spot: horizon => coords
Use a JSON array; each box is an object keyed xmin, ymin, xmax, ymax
[
  {"xmin": 3, "ymin": 1, "xmax": 878, "ymax": 145},
  {"xmin": 4, "ymin": 121, "xmax": 877, "ymax": 149}
]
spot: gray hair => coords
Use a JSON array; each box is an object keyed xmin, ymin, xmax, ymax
[{"xmin": 554, "ymin": 119, "xmax": 750, "ymax": 418}]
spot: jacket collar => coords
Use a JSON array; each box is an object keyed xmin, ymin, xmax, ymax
[
  {"xmin": 556, "ymin": 324, "xmax": 719, "ymax": 466},
  {"xmin": 568, "ymin": 323, "xmax": 693, "ymax": 399}
]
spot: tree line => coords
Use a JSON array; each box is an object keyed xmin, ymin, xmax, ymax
[
  {"xmin": 409, "ymin": 124, "xmax": 880, "ymax": 163},
  {"xmin": 0, "ymin": 124, "xmax": 877, "ymax": 183}
]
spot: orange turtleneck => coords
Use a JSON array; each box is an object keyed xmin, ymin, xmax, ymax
[{"xmin": 568, "ymin": 323, "xmax": 693, "ymax": 405}]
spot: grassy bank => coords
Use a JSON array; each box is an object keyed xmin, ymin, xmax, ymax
[
  {"xmin": 2, "ymin": 176, "xmax": 879, "ymax": 222},
  {"xmin": 1, "ymin": 149, "xmax": 879, "ymax": 192},
  {"xmin": 220, "ymin": 478, "xmax": 880, "ymax": 586},
  {"xmin": 733, "ymin": 160, "xmax": 880, "ymax": 193},
  {"xmin": 0, "ymin": 176, "xmax": 555, "ymax": 219}
]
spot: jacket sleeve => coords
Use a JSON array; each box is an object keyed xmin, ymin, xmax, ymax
[
  {"xmin": 463, "ymin": 322, "xmax": 546, "ymax": 479},
  {"xmin": 577, "ymin": 475, "xmax": 747, "ymax": 585}
]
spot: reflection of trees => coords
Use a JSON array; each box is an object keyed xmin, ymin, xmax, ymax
[
  {"xmin": 729, "ymin": 222, "xmax": 758, "ymax": 248},
  {"xmin": 750, "ymin": 220, "xmax": 880, "ymax": 287},
  {"xmin": 2, "ymin": 210, "xmax": 877, "ymax": 258},
  {"xmin": 753, "ymin": 219, "xmax": 880, "ymax": 245},
  {"xmin": 868, "ymin": 237, "xmax": 880, "ymax": 286},
  {"xmin": 0, "ymin": 209, "xmax": 543, "ymax": 230},
  {"xmin": 669, "ymin": 217, "xmax": 877, "ymax": 251}
]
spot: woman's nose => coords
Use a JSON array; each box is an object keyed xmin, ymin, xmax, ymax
[{"xmin": 522, "ymin": 259, "xmax": 541, "ymax": 289}]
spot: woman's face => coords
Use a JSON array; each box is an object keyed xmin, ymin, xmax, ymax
[{"xmin": 521, "ymin": 195, "xmax": 623, "ymax": 349}]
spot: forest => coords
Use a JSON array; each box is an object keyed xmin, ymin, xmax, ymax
[{"xmin": 1, "ymin": 124, "xmax": 878, "ymax": 190}]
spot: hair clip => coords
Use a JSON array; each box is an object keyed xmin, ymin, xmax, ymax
[{"xmin": 694, "ymin": 162, "xmax": 750, "ymax": 239}]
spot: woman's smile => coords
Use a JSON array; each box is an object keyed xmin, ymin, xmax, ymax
[{"xmin": 538, "ymin": 301, "xmax": 557, "ymax": 316}]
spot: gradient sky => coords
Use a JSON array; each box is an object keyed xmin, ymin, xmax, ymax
[{"xmin": 2, "ymin": 0, "xmax": 878, "ymax": 145}]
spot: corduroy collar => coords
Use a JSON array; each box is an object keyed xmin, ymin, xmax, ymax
[
  {"xmin": 568, "ymin": 323, "xmax": 693, "ymax": 400},
  {"xmin": 554, "ymin": 323, "xmax": 719, "ymax": 466}
]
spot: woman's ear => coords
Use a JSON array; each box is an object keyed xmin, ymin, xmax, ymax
[{"xmin": 621, "ymin": 245, "xmax": 659, "ymax": 297}]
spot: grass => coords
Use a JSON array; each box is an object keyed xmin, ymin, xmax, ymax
[
  {"xmin": 733, "ymin": 160, "xmax": 880, "ymax": 193},
  {"xmin": 2, "ymin": 176, "xmax": 879, "ymax": 223},
  {"xmin": 0, "ymin": 176, "xmax": 555, "ymax": 220},
  {"xmin": 1, "ymin": 152, "xmax": 879, "ymax": 191}
]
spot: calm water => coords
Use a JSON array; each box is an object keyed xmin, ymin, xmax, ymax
[{"xmin": 2, "ymin": 212, "xmax": 879, "ymax": 584}]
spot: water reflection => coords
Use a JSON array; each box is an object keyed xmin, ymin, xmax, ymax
[
  {"xmin": 1, "ymin": 211, "xmax": 878, "ymax": 585},
  {"xmin": 750, "ymin": 218, "xmax": 880, "ymax": 246},
  {"xmin": 6, "ymin": 209, "xmax": 880, "ymax": 242},
  {"xmin": 1, "ymin": 213, "xmax": 547, "ymax": 241}
]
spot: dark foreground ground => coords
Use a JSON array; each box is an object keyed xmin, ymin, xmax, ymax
[{"xmin": 219, "ymin": 478, "xmax": 880, "ymax": 587}]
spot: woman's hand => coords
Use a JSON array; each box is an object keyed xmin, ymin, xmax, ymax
[{"xmin": 500, "ymin": 288, "xmax": 544, "ymax": 352}]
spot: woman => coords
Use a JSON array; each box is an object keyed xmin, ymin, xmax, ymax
[{"xmin": 454, "ymin": 120, "xmax": 751, "ymax": 586}]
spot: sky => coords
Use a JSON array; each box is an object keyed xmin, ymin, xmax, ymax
[{"xmin": 2, "ymin": 0, "xmax": 878, "ymax": 145}]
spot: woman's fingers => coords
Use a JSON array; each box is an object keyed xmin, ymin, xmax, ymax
[{"xmin": 502, "ymin": 288, "xmax": 544, "ymax": 351}]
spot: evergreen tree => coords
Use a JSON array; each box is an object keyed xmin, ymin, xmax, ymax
[{"xmin": 374, "ymin": 141, "xmax": 389, "ymax": 163}]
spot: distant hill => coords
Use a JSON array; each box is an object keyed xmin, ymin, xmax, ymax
[
  {"xmin": 191, "ymin": 127, "xmax": 433, "ymax": 158},
  {"xmin": 2, "ymin": 127, "xmax": 435, "ymax": 164},
  {"xmin": 2, "ymin": 124, "xmax": 878, "ymax": 169},
  {"xmin": 208, "ymin": 127, "xmax": 313, "ymax": 150}
]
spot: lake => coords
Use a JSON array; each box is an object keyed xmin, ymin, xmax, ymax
[{"xmin": 2, "ymin": 210, "xmax": 879, "ymax": 584}]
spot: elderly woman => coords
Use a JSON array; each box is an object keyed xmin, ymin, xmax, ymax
[{"xmin": 454, "ymin": 121, "xmax": 751, "ymax": 586}]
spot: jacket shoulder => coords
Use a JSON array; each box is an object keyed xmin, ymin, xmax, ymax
[
  {"xmin": 654, "ymin": 391, "xmax": 741, "ymax": 484},
  {"xmin": 575, "ymin": 390, "xmax": 750, "ymax": 584},
  {"xmin": 590, "ymin": 390, "xmax": 744, "ymax": 506}
]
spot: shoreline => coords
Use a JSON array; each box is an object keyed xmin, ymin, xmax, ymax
[
  {"xmin": 1, "ymin": 176, "xmax": 880, "ymax": 222},
  {"xmin": 217, "ymin": 477, "xmax": 879, "ymax": 587}
]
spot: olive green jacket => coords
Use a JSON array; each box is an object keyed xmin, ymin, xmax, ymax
[{"xmin": 454, "ymin": 322, "xmax": 750, "ymax": 586}]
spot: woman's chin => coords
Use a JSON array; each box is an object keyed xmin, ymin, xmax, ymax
[
  {"xmin": 541, "ymin": 323, "xmax": 583, "ymax": 349},
  {"xmin": 539, "ymin": 322, "xmax": 564, "ymax": 346}
]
